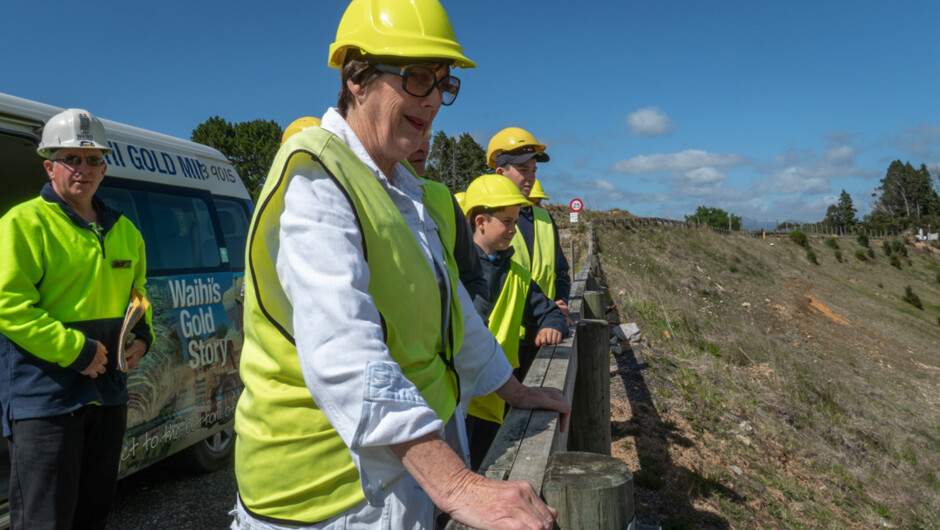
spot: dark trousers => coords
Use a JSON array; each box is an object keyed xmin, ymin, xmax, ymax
[{"xmin": 8, "ymin": 403, "xmax": 127, "ymax": 530}]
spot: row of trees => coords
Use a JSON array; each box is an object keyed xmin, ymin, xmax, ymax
[
  {"xmin": 685, "ymin": 206, "xmax": 742, "ymax": 230},
  {"xmin": 696, "ymin": 160, "xmax": 940, "ymax": 234},
  {"xmin": 191, "ymin": 117, "xmax": 282, "ymax": 201},
  {"xmin": 864, "ymin": 160, "xmax": 940, "ymax": 231},
  {"xmin": 423, "ymin": 131, "xmax": 488, "ymax": 192},
  {"xmin": 812, "ymin": 161, "xmax": 940, "ymax": 233}
]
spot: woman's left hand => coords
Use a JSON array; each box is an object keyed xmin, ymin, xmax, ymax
[{"xmin": 496, "ymin": 378, "xmax": 571, "ymax": 432}]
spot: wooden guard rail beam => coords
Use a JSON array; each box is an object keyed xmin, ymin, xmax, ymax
[{"xmin": 448, "ymin": 222, "xmax": 634, "ymax": 530}]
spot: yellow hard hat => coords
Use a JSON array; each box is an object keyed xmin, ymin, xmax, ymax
[
  {"xmin": 529, "ymin": 179, "xmax": 550, "ymax": 201},
  {"xmin": 281, "ymin": 116, "xmax": 321, "ymax": 146},
  {"xmin": 329, "ymin": 0, "xmax": 476, "ymax": 70},
  {"xmin": 454, "ymin": 191, "xmax": 466, "ymax": 210},
  {"xmin": 462, "ymin": 174, "xmax": 532, "ymax": 216},
  {"xmin": 486, "ymin": 127, "xmax": 549, "ymax": 168}
]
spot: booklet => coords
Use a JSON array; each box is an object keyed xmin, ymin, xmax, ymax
[{"xmin": 118, "ymin": 290, "xmax": 150, "ymax": 372}]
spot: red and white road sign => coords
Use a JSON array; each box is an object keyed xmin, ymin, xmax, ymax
[{"xmin": 569, "ymin": 198, "xmax": 583, "ymax": 212}]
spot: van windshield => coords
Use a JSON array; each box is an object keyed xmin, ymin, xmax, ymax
[{"xmin": 97, "ymin": 186, "xmax": 222, "ymax": 273}]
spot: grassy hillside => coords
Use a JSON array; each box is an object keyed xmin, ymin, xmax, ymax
[{"xmin": 553, "ymin": 207, "xmax": 940, "ymax": 529}]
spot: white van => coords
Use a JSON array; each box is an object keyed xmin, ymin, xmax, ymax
[{"xmin": 0, "ymin": 93, "xmax": 253, "ymax": 526}]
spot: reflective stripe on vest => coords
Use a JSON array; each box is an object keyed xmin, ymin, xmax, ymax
[
  {"xmin": 235, "ymin": 127, "xmax": 463, "ymax": 524},
  {"xmin": 466, "ymin": 260, "xmax": 530, "ymax": 424}
]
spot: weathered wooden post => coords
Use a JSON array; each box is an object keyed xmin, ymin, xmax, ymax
[
  {"xmin": 583, "ymin": 290, "xmax": 606, "ymax": 320},
  {"xmin": 570, "ymin": 238, "xmax": 575, "ymax": 271},
  {"xmin": 542, "ymin": 451, "xmax": 634, "ymax": 530},
  {"xmin": 568, "ymin": 319, "xmax": 610, "ymax": 455}
]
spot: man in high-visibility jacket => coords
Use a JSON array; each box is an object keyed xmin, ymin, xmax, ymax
[
  {"xmin": 487, "ymin": 127, "xmax": 571, "ymax": 378},
  {"xmin": 0, "ymin": 108, "xmax": 153, "ymax": 529}
]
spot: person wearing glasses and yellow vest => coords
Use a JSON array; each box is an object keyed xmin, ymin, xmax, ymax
[
  {"xmin": 232, "ymin": 1, "xmax": 569, "ymax": 529},
  {"xmin": 461, "ymin": 174, "xmax": 569, "ymax": 472},
  {"xmin": 487, "ymin": 127, "xmax": 571, "ymax": 379},
  {"xmin": 0, "ymin": 108, "xmax": 153, "ymax": 529}
]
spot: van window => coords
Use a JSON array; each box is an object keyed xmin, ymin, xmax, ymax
[
  {"xmin": 0, "ymin": 130, "xmax": 47, "ymax": 215},
  {"xmin": 212, "ymin": 197, "xmax": 251, "ymax": 271},
  {"xmin": 97, "ymin": 185, "xmax": 222, "ymax": 273}
]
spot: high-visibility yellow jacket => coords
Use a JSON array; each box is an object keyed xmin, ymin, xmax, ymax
[
  {"xmin": 510, "ymin": 206, "xmax": 557, "ymax": 299},
  {"xmin": 0, "ymin": 184, "xmax": 152, "ymax": 436},
  {"xmin": 467, "ymin": 258, "xmax": 529, "ymax": 423}
]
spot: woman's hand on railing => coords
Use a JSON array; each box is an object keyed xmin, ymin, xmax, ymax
[
  {"xmin": 392, "ymin": 433, "xmax": 556, "ymax": 529},
  {"xmin": 496, "ymin": 377, "xmax": 571, "ymax": 433}
]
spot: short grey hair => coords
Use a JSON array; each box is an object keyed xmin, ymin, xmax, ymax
[{"xmin": 337, "ymin": 51, "xmax": 381, "ymax": 118}]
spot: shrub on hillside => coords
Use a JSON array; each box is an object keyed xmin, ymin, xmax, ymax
[
  {"xmin": 894, "ymin": 239, "xmax": 908, "ymax": 257},
  {"xmin": 854, "ymin": 249, "xmax": 867, "ymax": 261},
  {"xmin": 806, "ymin": 249, "xmax": 818, "ymax": 264},
  {"xmin": 936, "ymin": 272, "xmax": 940, "ymax": 284},
  {"xmin": 890, "ymin": 255, "xmax": 902, "ymax": 269},
  {"xmin": 902, "ymin": 286, "xmax": 923, "ymax": 309},
  {"xmin": 857, "ymin": 233, "xmax": 869, "ymax": 247},
  {"xmin": 867, "ymin": 247, "xmax": 875, "ymax": 259},
  {"xmin": 834, "ymin": 250, "xmax": 843, "ymax": 263},
  {"xmin": 790, "ymin": 230, "xmax": 809, "ymax": 248},
  {"xmin": 825, "ymin": 237, "xmax": 839, "ymax": 249},
  {"xmin": 885, "ymin": 238, "xmax": 907, "ymax": 257}
]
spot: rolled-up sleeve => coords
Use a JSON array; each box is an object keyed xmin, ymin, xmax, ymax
[{"xmin": 277, "ymin": 159, "xmax": 442, "ymax": 504}]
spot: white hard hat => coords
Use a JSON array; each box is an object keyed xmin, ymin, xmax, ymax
[{"xmin": 37, "ymin": 108, "xmax": 112, "ymax": 158}]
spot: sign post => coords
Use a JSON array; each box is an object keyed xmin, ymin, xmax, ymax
[{"xmin": 569, "ymin": 198, "xmax": 583, "ymax": 223}]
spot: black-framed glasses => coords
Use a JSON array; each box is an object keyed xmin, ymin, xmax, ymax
[
  {"xmin": 372, "ymin": 64, "xmax": 461, "ymax": 106},
  {"xmin": 53, "ymin": 155, "xmax": 106, "ymax": 167}
]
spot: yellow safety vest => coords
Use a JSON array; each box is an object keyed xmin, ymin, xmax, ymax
[
  {"xmin": 510, "ymin": 206, "xmax": 556, "ymax": 299},
  {"xmin": 235, "ymin": 126, "xmax": 463, "ymax": 524},
  {"xmin": 466, "ymin": 260, "xmax": 530, "ymax": 424}
]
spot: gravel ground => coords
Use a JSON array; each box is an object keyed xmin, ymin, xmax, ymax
[{"xmin": 107, "ymin": 456, "xmax": 236, "ymax": 529}]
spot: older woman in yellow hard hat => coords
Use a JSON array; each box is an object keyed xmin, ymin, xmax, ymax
[
  {"xmin": 233, "ymin": 1, "xmax": 568, "ymax": 529},
  {"xmin": 487, "ymin": 127, "xmax": 571, "ymax": 379}
]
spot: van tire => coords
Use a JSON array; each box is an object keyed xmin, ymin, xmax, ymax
[{"xmin": 177, "ymin": 427, "xmax": 235, "ymax": 473}]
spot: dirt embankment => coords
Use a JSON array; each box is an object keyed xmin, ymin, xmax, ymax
[{"xmin": 562, "ymin": 219, "xmax": 940, "ymax": 529}]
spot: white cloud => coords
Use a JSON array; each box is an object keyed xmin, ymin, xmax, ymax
[
  {"xmin": 611, "ymin": 150, "xmax": 743, "ymax": 174},
  {"xmin": 679, "ymin": 167, "xmax": 726, "ymax": 185},
  {"xmin": 824, "ymin": 144, "xmax": 854, "ymax": 162},
  {"xmin": 677, "ymin": 182, "xmax": 751, "ymax": 202},
  {"xmin": 625, "ymin": 107, "xmax": 674, "ymax": 137},
  {"xmin": 592, "ymin": 179, "xmax": 616, "ymax": 192},
  {"xmin": 757, "ymin": 167, "xmax": 830, "ymax": 194},
  {"xmin": 891, "ymin": 123, "xmax": 940, "ymax": 158}
]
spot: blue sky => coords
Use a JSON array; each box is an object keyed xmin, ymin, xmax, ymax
[{"xmin": 4, "ymin": 0, "xmax": 939, "ymax": 225}]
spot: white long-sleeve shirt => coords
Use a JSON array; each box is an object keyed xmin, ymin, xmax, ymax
[{"xmin": 274, "ymin": 108, "xmax": 511, "ymax": 506}]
